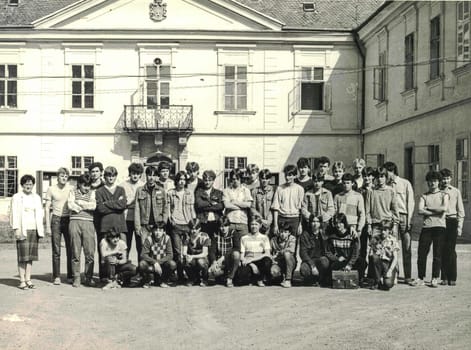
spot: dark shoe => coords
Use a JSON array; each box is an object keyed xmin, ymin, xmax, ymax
[
  {"xmin": 449, "ymin": 281, "xmax": 456, "ymax": 286},
  {"xmin": 84, "ymin": 278, "xmax": 96, "ymax": 287},
  {"xmin": 25, "ymin": 280, "xmax": 36, "ymax": 289},
  {"xmin": 440, "ymin": 279, "xmax": 448, "ymax": 286}
]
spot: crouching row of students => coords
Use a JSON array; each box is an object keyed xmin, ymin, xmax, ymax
[{"xmin": 98, "ymin": 211, "xmax": 399, "ymax": 291}]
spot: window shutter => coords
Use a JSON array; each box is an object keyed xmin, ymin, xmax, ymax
[
  {"xmin": 288, "ymin": 81, "xmax": 301, "ymax": 117},
  {"xmin": 373, "ymin": 68, "xmax": 379, "ymax": 100},
  {"xmin": 323, "ymin": 82, "xmax": 332, "ymax": 112}
]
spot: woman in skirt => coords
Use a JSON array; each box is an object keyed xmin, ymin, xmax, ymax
[{"xmin": 10, "ymin": 174, "xmax": 44, "ymax": 290}]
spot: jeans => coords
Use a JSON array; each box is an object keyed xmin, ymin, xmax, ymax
[
  {"xmin": 202, "ymin": 221, "xmax": 219, "ymax": 264},
  {"xmin": 184, "ymin": 257, "xmax": 209, "ymax": 282},
  {"xmin": 300, "ymin": 258, "xmax": 330, "ymax": 285},
  {"xmin": 398, "ymin": 213, "xmax": 412, "ymax": 280},
  {"xmin": 125, "ymin": 220, "xmax": 140, "ymax": 260},
  {"xmin": 441, "ymin": 218, "xmax": 459, "ymax": 282},
  {"xmin": 139, "ymin": 260, "xmax": 177, "ymax": 283},
  {"xmin": 69, "ymin": 220, "xmax": 96, "ymax": 280},
  {"xmin": 51, "ymin": 215, "xmax": 72, "ymax": 279},
  {"xmin": 368, "ymin": 254, "xmax": 397, "ymax": 290},
  {"xmin": 170, "ymin": 224, "xmax": 190, "ymax": 280},
  {"xmin": 417, "ymin": 227, "xmax": 445, "ymax": 279},
  {"xmin": 273, "ymin": 252, "xmax": 296, "ymax": 280}
]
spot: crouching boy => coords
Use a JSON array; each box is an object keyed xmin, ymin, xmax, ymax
[
  {"xmin": 367, "ymin": 220, "xmax": 399, "ymax": 290},
  {"xmin": 270, "ymin": 223, "xmax": 296, "ymax": 288},
  {"xmin": 183, "ymin": 220, "xmax": 211, "ymax": 287},
  {"xmin": 299, "ymin": 216, "xmax": 329, "ymax": 286},
  {"xmin": 100, "ymin": 229, "xmax": 137, "ymax": 290},
  {"xmin": 139, "ymin": 223, "xmax": 176, "ymax": 288}
]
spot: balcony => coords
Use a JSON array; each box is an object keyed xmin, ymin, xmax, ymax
[{"xmin": 123, "ymin": 105, "xmax": 193, "ymax": 133}]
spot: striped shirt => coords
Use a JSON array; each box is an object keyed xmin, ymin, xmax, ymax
[
  {"xmin": 325, "ymin": 231, "xmax": 360, "ymax": 266},
  {"xmin": 68, "ymin": 189, "xmax": 96, "ymax": 221},
  {"xmin": 334, "ymin": 190, "xmax": 365, "ymax": 231}
]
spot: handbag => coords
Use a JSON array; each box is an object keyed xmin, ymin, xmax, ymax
[{"xmin": 331, "ymin": 270, "xmax": 359, "ymax": 289}]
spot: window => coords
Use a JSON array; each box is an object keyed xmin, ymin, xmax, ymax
[
  {"xmin": 71, "ymin": 156, "xmax": 94, "ymax": 176},
  {"xmin": 457, "ymin": 1, "xmax": 470, "ymax": 65},
  {"xmin": 428, "ymin": 144, "xmax": 440, "ymax": 171},
  {"xmin": 302, "ymin": 3, "xmax": 316, "ymax": 12},
  {"xmin": 456, "ymin": 137, "xmax": 469, "ymax": 200},
  {"xmin": 0, "ymin": 156, "xmax": 18, "ymax": 198},
  {"xmin": 404, "ymin": 146, "xmax": 414, "ymax": 186},
  {"xmin": 0, "ymin": 64, "xmax": 17, "ymax": 108},
  {"xmin": 224, "ymin": 156, "xmax": 247, "ymax": 187},
  {"xmin": 224, "ymin": 65, "xmax": 247, "ymax": 110},
  {"xmin": 301, "ymin": 67, "xmax": 324, "ymax": 110},
  {"xmin": 146, "ymin": 64, "xmax": 171, "ymax": 109},
  {"xmin": 405, "ymin": 33, "xmax": 415, "ymax": 90},
  {"xmin": 374, "ymin": 52, "xmax": 386, "ymax": 101},
  {"xmin": 72, "ymin": 65, "xmax": 94, "ymax": 108},
  {"xmin": 8, "ymin": 0, "xmax": 19, "ymax": 6},
  {"xmin": 365, "ymin": 153, "xmax": 385, "ymax": 168},
  {"xmin": 430, "ymin": 16, "xmax": 441, "ymax": 79}
]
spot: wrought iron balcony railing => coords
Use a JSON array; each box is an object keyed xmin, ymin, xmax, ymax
[{"xmin": 123, "ymin": 105, "xmax": 193, "ymax": 132}]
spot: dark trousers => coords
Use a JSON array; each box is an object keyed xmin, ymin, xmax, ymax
[
  {"xmin": 170, "ymin": 224, "xmax": 190, "ymax": 280},
  {"xmin": 202, "ymin": 221, "xmax": 220, "ymax": 264},
  {"xmin": 139, "ymin": 260, "xmax": 177, "ymax": 283},
  {"xmin": 273, "ymin": 252, "xmax": 296, "ymax": 280},
  {"xmin": 51, "ymin": 215, "xmax": 72, "ymax": 279},
  {"xmin": 97, "ymin": 232, "xmax": 106, "ymax": 279},
  {"xmin": 300, "ymin": 257, "xmax": 330, "ymax": 285},
  {"xmin": 278, "ymin": 216, "xmax": 300, "ymax": 237},
  {"xmin": 104, "ymin": 259, "xmax": 137, "ymax": 285},
  {"xmin": 236, "ymin": 256, "xmax": 273, "ymax": 285},
  {"xmin": 359, "ymin": 225, "xmax": 369, "ymax": 278},
  {"xmin": 125, "ymin": 220, "xmax": 143, "ymax": 260},
  {"xmin": 441, "ymin": 218, "xmax": 459, "ymax": 282},
  {"xmin": 417, "ymin": 227, "xmax": 445, "ymax": 279},
  {"xmin": 184, "ymin": 257, "xmax": 209, "ymax": 282},
  {"xmin": 368, "ymin": 254, "xmax": 396, "ymax": 290}
]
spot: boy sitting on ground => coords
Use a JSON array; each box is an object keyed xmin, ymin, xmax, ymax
[
  {"xmin": 183, "ymin": 220, "xmax": 211, "ymax": 287},
  {"xmin": 270, "ymin": 223, "xmax": 296, "ymax": 288},
  {"xmin": 139, "ymin": 223, "xmax": 176, "ymax": 288}
]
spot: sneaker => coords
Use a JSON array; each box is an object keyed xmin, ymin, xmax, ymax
[
  {"xmin": 67, "ymin": 278, "xmax": 74, "ymax": 284},
  {"xmin": 72, "ymin": 278, "xmax": 81, "ymax": 288},
  {"xmin": 409, "ymin": 278, "xmax": 424, "ymax": 287},
  {"xmin": 199, "ymin": 281, "xmax": 208, "ymax": 287},
  {"xmin": 159, "ymin": 282, "xmax": 169, "ymax": 288},
  {"xmin": 142, "ymin": 283, "xmax": 151, "ymax": 289},
  {"xmin": 449, "ymin": 281, "xmax": 456, "ymax": 286},
  {"xmin": 256, "ymin": 280, "xmax": 265, "ymax": 287},
  {"xmin": 113, "ymin": 280, "xmax": 121, "ymax": 289},
  {"xmin": 84, "ymin": 278, "xmax": 96, "ymax": 287},
  {"xmin": 280, "ymin": 280, "xmax": 292, "ymax": 288},
  {"xmin": 185, "ymin": 281, "xmax": 193, "ymax": 287},
  {"xmin": 226, "ymin": 278, "xmax": 234, "ymax": 288},
  {"xmin": 53, "ymin": 277, "xmax": 61, "ymax": 285},
  {"xmin": 102, "ymin": 281, "xmax": 115, "ymax": 290},
  {"xmin": 440, "ymin": 280, "xmax": 448, "ymax": 286},
  {"xmin": 431, "ymin": 278, "xmax": 439, "ymax": 288}
]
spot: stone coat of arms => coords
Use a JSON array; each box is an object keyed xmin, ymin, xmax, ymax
[{"xmin": 149, "ymin": 0, "xmax": 167, "ymax": 22}]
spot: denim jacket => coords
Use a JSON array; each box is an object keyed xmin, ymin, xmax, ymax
[
  {"xmin": 301, "ymin": 188, "xmax": 335, "ymax": 224},
  {"xmin": 134, "ymin": 184, "xmax": 168, "ymax": 231},
  {"xmin": 167, "ymin": 188, "xmax": 196, "ymax": 224}
]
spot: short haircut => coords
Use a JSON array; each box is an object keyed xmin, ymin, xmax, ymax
[
  {"xmin": 202, "ymin": 170, "xmax": 216, "ymax": 180},
  {"xmin": 104, "ymin": 166, "xmax": 118, "ymax": 177},
  {"xmin": 317, "ymin": 156, "xmax": 330, "ymax": 166},
  {"xmin": 246, "ymin": 163, "xmax": 259, "ymax": 174},
  {"xmin": 128, "ymin": 162, "xmax": 144, "ymax": 175},
  {"xmin": 249, "ymin": 215, "xmax": 263, "ymax": 225},
  {"xmin": 425, "ymin": 170, "xmax": 442, "ymax": 182},
  {"xmin": 88, "ymin": 162, "xmax": 103, "ymax": 172},
  {"xmin": 259, "ymin": 169, "xmax": 271, "ymax": 180},
  {"xmin": 279, "ymin": 222, "xmax": 291, "ymax": 233},
  {"xmin": 440, "ymin": 168, "xmax": 452, "ymax": 178},
  {"xmin": 77, "ymin": 173, "xmax": 92, "ymax": 186},
  {"xmin": 283, "ymin": 164, "xmax": 297, "ymax": 176},
  {"xmin": 296, "ymin": 157, "xmax": 310, "ymax": 169},
  {"xmin": 374, "ymin": 167, "xmax": 388, "ymax": 178},
  {"xmin": 157, "ymin": 161, "xmax": 171, "ymax": 172},
  {"xmin": 145, "ymin": 165, "xmax": 158, "ymax": 176},
  {"xmin": 332, "ymin": 161, "xmax": 345, "ymax": 171},
  {"xmin": 20, "ymin": 174, "xmax": 35, "ymax": 186},
  {"xmin": 174, "ymin": 171, "xmax": 187, "ymax": 184},
  {"xmin": 185, "ymin": 161, "xmax": 200, "ymax": 172},
  {"xmin": 364, "ymin": 167, "xmax": 375, "ymax": 177},
  {"xmin": 312, "ymin": 172, "xmax": 325, "ymax": 182},
  {"xmin": 150, "ymin": 222, "xmax": 166, "ymax": 231},
  {"xmin": 218, "ymin": 216, "xmax": 231, "ymax": 228},
  {"xmin": 309, "ymin": 214, "xmax": 323, "ymax": 224},
  {"xmin": 352, "ymin": 158, "xmax": 366, "ymax": 168},
  {"xmin": 342, "ymin": 173, "xmax": 355, "ymax": 183},
  {"xmin": 57, "ymin": 167, "xmax": 70, "ymax": 176},
  {"xmin": 383, "ymin": 162, "xmax": 398, "ymax": 176},
  {"xmin": 229, "ymin": 168, "xmax": 244, "ymax": 181},
  {"xmin": 333, "ymin": 213, "xmax": 348, "ymax": 228},
  {"xmin": 106, "ymin": 229, "xmax": 120, "ymax": 240}
]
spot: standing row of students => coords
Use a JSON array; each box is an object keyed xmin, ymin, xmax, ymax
[{"xmin": 9, "ymin": 156, "xmax": 464, "ymax": 290}]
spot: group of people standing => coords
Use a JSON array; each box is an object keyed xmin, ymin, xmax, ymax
[{"xmin": 9, "ymin": 155, "xmax": 464, "ymax": 291}]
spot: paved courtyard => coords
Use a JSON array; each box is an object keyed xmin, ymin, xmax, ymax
[{"xmin": 0, "ymin": 241, "xmax": 470, "ymax": 350}]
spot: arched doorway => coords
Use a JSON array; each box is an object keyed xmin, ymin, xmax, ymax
[{"xmin": 145, "ymin": 152, "xmax": 177, "ymax": 176}]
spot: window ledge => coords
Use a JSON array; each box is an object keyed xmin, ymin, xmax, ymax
[
  {"xmin": 452, "ymin": 63, "xmax": 471, "ymax": 77},
  {"xmin": 0, "ymin": 108, "xmax": 27, "ymax": 114},
  {"xmin": 61, "ymin": 109, "xmax": 104, "ymax": 115},
  {"xmin": 291, "ymin": 110, "xmax": 332, "ymax": 117},
  {"xmin": 400, "ymin": 88, "xmax": 416, "ymax": 98},
  {"xmin": 214, "ymin": 110, "xmax": 256, "ymax": 116},
  {"xmin": 374, "ymin": 100, "xmax": 388, "ymax": 109},
  {"xmin": 425, "ymin": 76, "xmax": 443, "ymax": 87}
]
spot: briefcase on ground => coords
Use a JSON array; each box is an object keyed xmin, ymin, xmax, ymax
[{"xmin": 332, "ymin": 270, "xmax": 359, "ymax": 289}]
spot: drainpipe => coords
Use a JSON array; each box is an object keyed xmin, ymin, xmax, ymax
[{"xmin": 353, "ymin": 31, "xmax": 366, "ymax": 158}]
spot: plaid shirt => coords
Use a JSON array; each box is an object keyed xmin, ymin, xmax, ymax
[
  {"xmin": 369, "ymin": 234, "xmax": 399, "ymax": 262},
  {"xmin": 325, "ymin": 231, "xmax": 359, "ymax": 266},
  {"xmin": 215, "ymin": 233, "xmax": 233, "ymax": 259},
  {"xmin": 141, "ymin": 234, "xmax": 173, "ymax": 264}
]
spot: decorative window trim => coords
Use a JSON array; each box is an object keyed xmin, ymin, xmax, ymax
[
  {"xmin": 71, "ymin": 156, "xmax": 94, "ymax": 176},
  {"xmin": 456, "ymin": 1, "xmax": 471, "ymax": 67},
  {"xmin": 0, "ymin": 155, "xmax": 18, "ymax": 198}
]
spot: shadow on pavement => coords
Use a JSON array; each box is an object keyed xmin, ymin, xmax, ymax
[{"xmin": 0, "ymin": 278, "xmax": 20, "ymax": 288}]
